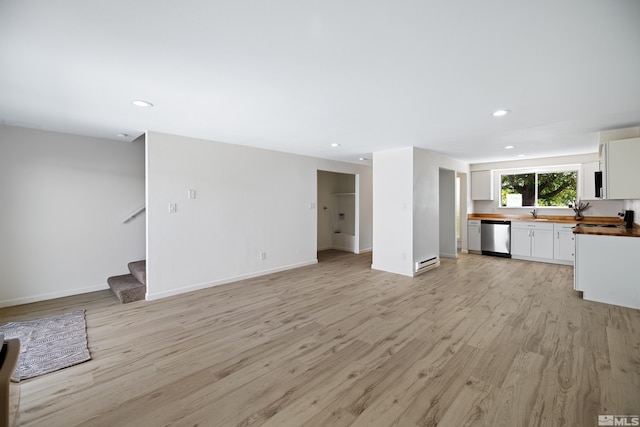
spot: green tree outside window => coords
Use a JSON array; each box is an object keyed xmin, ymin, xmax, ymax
[{"xmin": 501, "ymin": 170, "xmax": 577, "ymax": 207}]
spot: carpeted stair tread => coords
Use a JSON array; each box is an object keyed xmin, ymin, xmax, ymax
[
  {"xmin": 128, "ymin": 260, "xmax": 146, "ymax": 286},
  {"xmin": 107, "ymin": 274, "xmax": 146, "ymax": 304}
]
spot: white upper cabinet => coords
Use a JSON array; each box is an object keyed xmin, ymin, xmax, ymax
[
  {"xmin": 607, "ymin": 137, "xmax": 640, "ymax": 199},
  {"xmin": 579, "ymin": 161, "xmax": 599, "ymax": 200},
  {"xmin": 602, "ymin": 137, "xmax": 640, "ymax": 199},
  {"xmin": 471, "ymin": 170, "xmax": 494, "ymax": 200}
]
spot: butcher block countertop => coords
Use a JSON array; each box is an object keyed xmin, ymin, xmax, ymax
[
  {"xmin": 573, "ymin": 224, "xmax": 640, "ymax": 238},
  {"xmin": 467, "ymin": 213, "xmax": 640, "ymax": 238},
  {"xmin": 467, "ymin": 213, "xmax": 622, "ymax": 224}
]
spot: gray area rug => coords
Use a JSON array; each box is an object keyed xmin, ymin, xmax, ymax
[{"xmin": 0, "ymin": 310, "xmax": 91, "ymax": 382}]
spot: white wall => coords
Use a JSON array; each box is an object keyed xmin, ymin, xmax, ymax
[
  {"xmin": 414, "ymin": 148, "xmax": 469, "ymax": 266},
  {"xmin": 145, "ymin": 131, "xmax": 372, "ymax": 300},
  {"xmin": 439, "ymin": 168, "xmax": 457, "ymax": 258},
  {"xmin": 372, "ymin": 148, "xmax": 414, "ymax": 276},
  {"xmin": 0, "ymin": 125, "xmax": 145, "ymax": 307},
  {"xmin": 457, "ymin": 171, "xmax": 469, "ymax": 252},
  {"xmin": 471, "ymin": 153, "xmax": 624, "ymax": 217}
]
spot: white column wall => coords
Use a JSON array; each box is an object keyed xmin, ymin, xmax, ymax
[
  {"xmin": 372, "ymin": 148, "xmax": 414, "ymax": 276},
  {"xmin": 372, "ymin": 147, "xmax": 469, "ymax": 277}
]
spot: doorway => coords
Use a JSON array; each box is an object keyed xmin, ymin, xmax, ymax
[{"xmin": 317, "ymin": 170, "xmax": 359, "ymax": 254}]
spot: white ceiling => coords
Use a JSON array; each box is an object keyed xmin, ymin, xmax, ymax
[{"xmin": 1, "ymin": 1, "xmax": 639, "ymax": 164}]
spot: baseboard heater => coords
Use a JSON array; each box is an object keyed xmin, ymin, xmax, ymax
[{"xmin": 415, "ymin": 256, "xmax": 440, "ymax": 275}]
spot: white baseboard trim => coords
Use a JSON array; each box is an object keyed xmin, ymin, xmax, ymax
[
  {"xmin": 146, "ymin": 259, "xmax": 318, "ymax": 301},
  {"xmin": 0, "ymin": 283, "xmax": 109, "ymax": 309},
  {"xmin": 332, "ymin": 245, "xmax": 355, "ymax": 252},
  {"xmin": 439, "ymin": 253, "xmax": 458, "ymax": 259},
  {"xmin": 370, "ymin": 263, "xmax": 413, "ymax": 277},
  {"xmin": 511, "ymin": 255, "xmax": 573, "ymax": 266},
  {"xmin": 319, "ymin": 245, "xmax": 371, "ymax": 254}
]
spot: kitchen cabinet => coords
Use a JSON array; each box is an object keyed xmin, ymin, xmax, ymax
[
  {"xmin": 574, "ymin": 233, "xmax": 640, "ymax": 309},
  {"xmin": 468, "ymin": 220, "xmax": 481, "ymax": 253},
  {"xmin": 471, "ymin": 170, "xmax": 494, "ymax": 200},
  {"xmin": 579, "ymin": 161, "xmax": 599, "ymax": 200},
  {"xmin": 511, "ymin": 222, "xmax": 554, "ymax": 261},
  {"xmin": 511, "ymin": 226, "xmax": 532, "ymax": 257},
  {"xmin": 553, "ymin": 223, "xmax": 575, "ymax": 264},
  {"xmin": 600, "ymin": 137, "xmax": 640, "ymax": 199}
]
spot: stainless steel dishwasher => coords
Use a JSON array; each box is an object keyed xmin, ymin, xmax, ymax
[{"xmin": 481, "ymin": 220, "xmax": 511, "ymax": 258}]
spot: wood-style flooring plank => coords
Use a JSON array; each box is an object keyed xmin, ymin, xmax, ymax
[{"xmin": 1, "ymin": 250, "xmax": 639, "ymax": 426}]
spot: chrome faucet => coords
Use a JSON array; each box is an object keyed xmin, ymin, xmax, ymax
[{"xmin": 530, "ymin": 209, "xmax": 537, "ymax": 219}]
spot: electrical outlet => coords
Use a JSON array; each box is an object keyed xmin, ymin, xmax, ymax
[
  {"xmin": 260, "ymin": 252, "xmax": 266, "ymax": 260},
  {"xmin": 169, "ymin": 203, "xmax": 177, "ymax": 213},
  {"xmin": 187, "ymin": 189, "xmax": 196, "ymax": 199}
]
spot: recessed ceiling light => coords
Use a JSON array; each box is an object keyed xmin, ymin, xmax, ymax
[
  {"xmin": 359, "ymin": 157, "xmax": 369, "ymax": 161},
  {"xmin": 517, "ymin": 154, "xmax": 526, "ymax": 157},
  {"xmin": 493, "ymin": 109, "xmax": 510, "ymax": 117},
  {"xmin": 330, "ymin": 143, "xmax": 340, "ymax": 147},
  {"xmin": 504, "ymin": 145, "xmax": 515, "ymax": 149},
  {"xmin": 133, "ymin": 100, "xmax": 153, "ymax": 108},
  {"xmin": 117, "ymin": 133, "xmax": 129, "ymax": 138}
]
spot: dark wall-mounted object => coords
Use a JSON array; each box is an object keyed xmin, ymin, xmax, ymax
[{"xmin": 594, "ymin": 171, "xmax": 603, "ymax": 198}]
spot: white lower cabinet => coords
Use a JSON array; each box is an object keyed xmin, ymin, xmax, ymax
[
  {"xmin": 511, "ymin": 222, "xmax": 554, "ymax": 261},
  {"xmin": 468, "ymin": 220, "xmax": 481, "ymax": 253},
  {"xmin": 553, "ymin": 223, "xmax": 576, "ymax": 264},
  {"xmin": 511, "ymin": 226, "xmax": 533, "ymax": 257}
]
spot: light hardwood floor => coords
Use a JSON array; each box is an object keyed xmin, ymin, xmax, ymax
[{"xmin": 1, "ymin": 251, "xmax": 639, "ymax": 426}]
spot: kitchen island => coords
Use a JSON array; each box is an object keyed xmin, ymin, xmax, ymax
[{"xmin": 573, "ymin": 224, "xmax": 640, "ymax": 310}]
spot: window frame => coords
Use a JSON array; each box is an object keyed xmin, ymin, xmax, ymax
[{"xmin": 497, "ymin": 165, "xmax": 579, "ymax": 208}]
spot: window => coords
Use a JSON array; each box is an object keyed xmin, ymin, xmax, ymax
[{"xmin": 500, "ymin": 168, "xmax": 577, "ymax": 207}]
